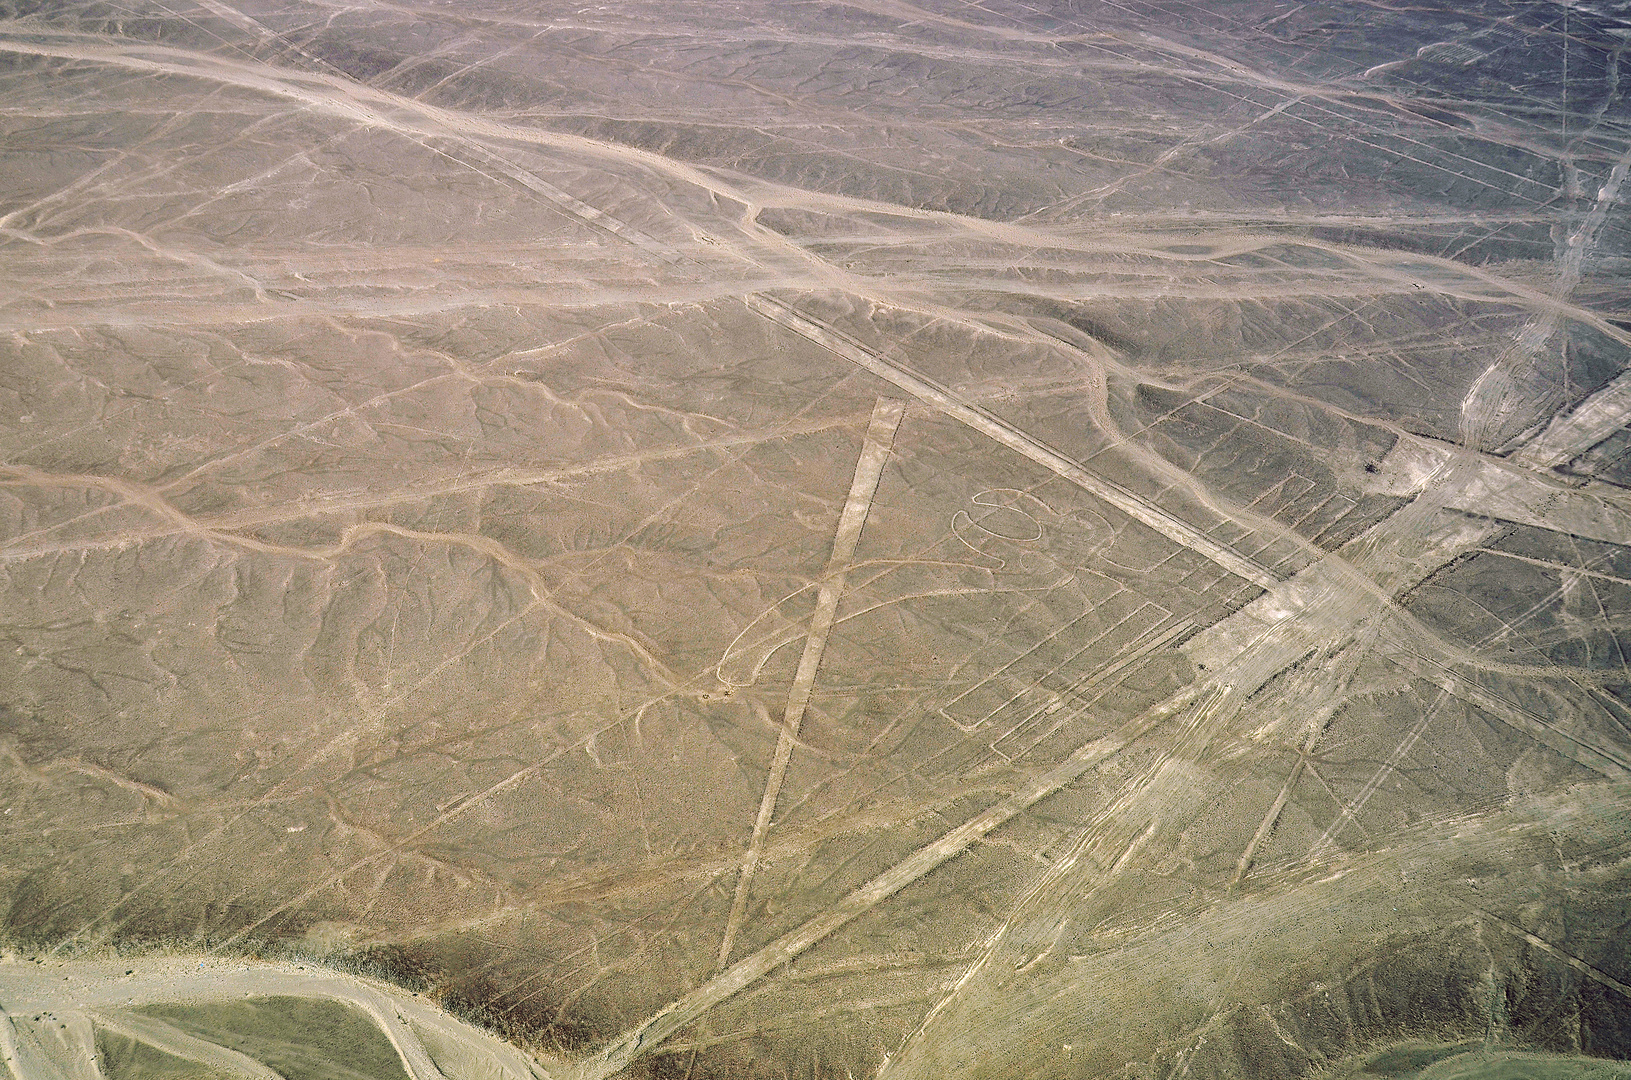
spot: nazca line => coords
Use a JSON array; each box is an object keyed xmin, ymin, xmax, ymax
[
  {"xmin": 715, "ymin": 398, "xmax": 905, "ymax": 972},
  {"xmin": 570, "ymin": 683, "xmax": 1219, "ymax": 1080},
  {"xmin": 745, "ymin": 295, "xmax": 1279, "ymax": 590}
]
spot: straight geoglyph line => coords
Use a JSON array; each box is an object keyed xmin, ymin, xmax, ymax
[
  {"xmin": 715, "ymin": 397, "xmax": 906, "ymax": 973},
  {"xmin": 746, "ymin": 294, "xmax": 1280, "ymax": 590}
]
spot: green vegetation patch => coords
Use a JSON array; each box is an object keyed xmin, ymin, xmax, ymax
[
  {"xmin": 134, "ymin": 997, "xmax": 410, "ymax": 1080},
  {"xmin": 1418, "ymin": 1050, "xmax": 1631, "ymax": 1080},
  {"xmin": 1336, "ymin": 1045, "xmax": 1631, "ymax": 1080},
  {"xmin": 96, "ymin": 1030, "xmax": 232, "ymax": 1080},
  {"xmin": 1361, "ymin": 1042, "xmax": 1482, "ymax": 1076}
]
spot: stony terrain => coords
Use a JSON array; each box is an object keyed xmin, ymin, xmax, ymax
[{"xmin": 2, "ymin": 0, "xmax": 1630, "ymax": 1078}]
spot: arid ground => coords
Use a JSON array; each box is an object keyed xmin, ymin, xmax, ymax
[{"xmin": 3, "ymin": 1, "xmax": 1631, "ymax": 1078}]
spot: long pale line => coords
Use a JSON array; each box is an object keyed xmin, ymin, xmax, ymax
[
  {"xmin": 0, "ymin": 35, "xmax": 677, "ymax": 260},
  {"xmin": 1389, "ymin": 650, "xmax": 1631, "ymax": 778},
  {"xmin": 1308, "ymin": 686, "xmax": 1448, "ymax": 860},
  {"xmin": 715, "ymin": 398, "xmax": 905, "ymax": 972},
  {"xmin": 745, "ymin": 295, "xmax": 1280, "ymax": 590},
  {"xmin": 938, "ymin": 603, "xmax": 1101, "ymax": 727},
  {"xmin": 0, "ymin": 418, "xmax": 861, "ymax": 563},
  {"xmin": 1231, "ymin": 723, "xmax": 1318, "ymax": 888},
  {"xmin": 1516, "ymin": 365, "xmax": 1631, "ymax": 469},
  {"xmin": 889, "ymin": 686, "xmax": 1233, "ymax": 1071},
  {"xmin": 571, "ymin": 682, "xmax": 1211, "ymax": 1080},
  {"xmin": 1471, "ymin": 907, "xmax": 1631, "ymax": 1000},
  {"xmin": 989, "ymin": 614, "xmax": 1192, "ymax": 761}
]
